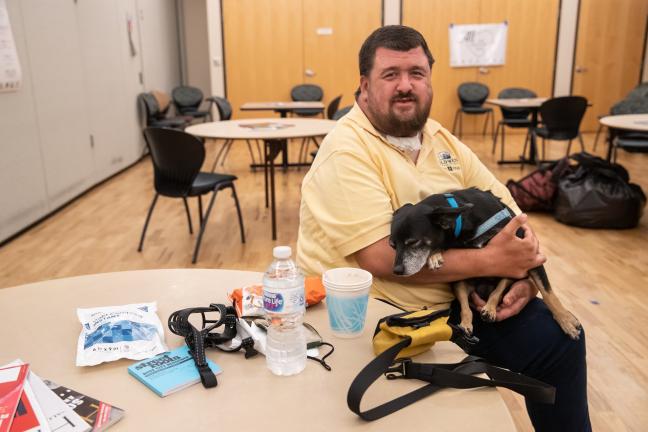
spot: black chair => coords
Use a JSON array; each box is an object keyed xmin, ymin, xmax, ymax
[
  {"xmin": 138, "ymin": 127, "xmax": 245, "ymax": 263},
  {"xmin": 594, "ymin": 85, "xmax": 648, "ymax": 150},
  {"xmin": 171, "ymin": 85, "xmax": 213, "ymax": 122},
  {"xmin": 290, "ymin": 84, "xmax": 324, "ymax": 117},
  {"xmin": 207, "ymin": 96, "xmax": 262, "ymax": 169},
  {"xmin": 491, "ymin": 88, "xmax": 536, "ymax": 161},
  {"xmin": 138, "ymin": 93, "xmax": 190, "ymax": 129},
  {"xmin": 332, "ymin": 105, "xmax": 352, "ymax": 120},
  {"xmin": 452, "ymin": 82, "xmax": 494, "ymax": 138},
  {"xmin": 326, "ymin": 95, "xmax": 343, "ymax": 119},
  {"xmin": 532, "ymin": 96, "xmax": 588, "ymax": 161}
]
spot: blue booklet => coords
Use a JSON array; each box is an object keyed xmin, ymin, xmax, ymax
[{"xmin": 128, "ymin": 345, "xmax": 222, "ymax": 397}]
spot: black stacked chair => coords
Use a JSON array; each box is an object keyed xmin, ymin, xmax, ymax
[
  {"xmin": 594, "ymin": 82, "xmax": 648, "ymax": 150},
  {"xmin": 299, "ymin": 95, "xmax": 343, "ymax": 163},
  {"xmin": 171, "ymin": 85, "xmax": 213, "ymax": 122},
  {"xmin": 532, "ymin": 96, "xmax": 588, "ymax": 161},
  {"xmin": 290, "ymin": 84, "xmax": 324, "ymax": 117},
  {"xmin": 611, "ymin": 97, "xmax": 648, "ymax": 161},
  {"xmin": 207, "ymin": 96, "xmax": 262, "ymax": 168},
  {"xmin": 452, "ymin": 82, "xmax": 494, "ymax": 138},
  {"xmin": 491, "ymin": 87, "xmax": 536, "ymax": 161},
  {"xmin": 138, "ymin": 127, "xmax": 245, "ymax": 263},
  {"xmin": 332, "ymin": 105, "xmax": 352, "ymax": 120},
  {"xmin": 138, "ymin": 93, "xmax": 190, "ymax": 129},
  {"xmin": 326, "ymin": 95, "xmax": 343, "ymax": 120}
]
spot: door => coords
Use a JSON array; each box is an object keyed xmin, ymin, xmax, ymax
[
  {"xmin": 302, "ymin": 0, "xmax": 382, "ymax": 109},
  {"xmin": 223, "ymin": 0, "xmax": 381, "ymax": 118},
  {"xmin": 223, "ymin": 0, "xmax": 304, "ymax": 119},
  {"xmin": 403, "ymin": 0, "xmax": 559, "ymax": 134},
  {"xmin": 572, "ymin": 0, "xmax": 648, "ymax": 131}
]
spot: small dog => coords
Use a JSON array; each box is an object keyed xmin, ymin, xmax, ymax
[{"xmin": 389, "ymin": 188, "xmax": 581, "ymax": 341}]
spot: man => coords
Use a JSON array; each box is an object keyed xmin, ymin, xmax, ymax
[{"xmin": 297, "ymin": 26, "xmax": 590, "ymax": 431}]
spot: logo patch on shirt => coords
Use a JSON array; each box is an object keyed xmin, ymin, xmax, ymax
[{"xmin": 437, "ymin": 151, "xmax": 461, "ymax": 172}]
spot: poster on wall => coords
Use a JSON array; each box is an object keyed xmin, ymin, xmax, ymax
[
  {"xmin": 449, "ymin": 22, "xmax": 508, "ymax": 68},
  {"xmin": 0, "ymin": 0, "xmax": 22, "ymax": 92}
]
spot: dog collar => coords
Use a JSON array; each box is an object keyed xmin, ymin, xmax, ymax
[
  {"xmin": 444, "ymin": 193, "xmax": 462, "ymax": 238},
  {"xmin": 468, "ymin": 208, "xmax": 512, "ymax": 241}
]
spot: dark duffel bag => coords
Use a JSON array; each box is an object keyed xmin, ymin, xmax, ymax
[
  {"xmin": 553, "ymin": 152, "xmax": 646, "ymax": 229},
  {"xmin": 506, "ymin": 158, "xmax": 569, "ymax": 212}
]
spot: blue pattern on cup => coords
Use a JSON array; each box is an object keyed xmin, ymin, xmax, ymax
[{"xmin": 326, "ymin": 294, "xmax": 369, "ymax": 334}]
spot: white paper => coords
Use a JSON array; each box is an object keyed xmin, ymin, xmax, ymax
[
  {"xmin": 0, "ymin": 0, "xmax": 22, "ymax": 92},
  {"xmin": 449, "ymin": 22, "xmax": 508, "ymax": 67}
]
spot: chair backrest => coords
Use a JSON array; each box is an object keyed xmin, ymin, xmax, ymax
[
  {"xmin": 138, "ymin": 93, "xmax": 161, "ymax": 125},
  {"xmin": 143, "ymin": 127, "xmax": 205, "ymax": 197},
  {"xmin": 332, "ymin": 105, "xmax": 352, "ymax": 120},
  {"xmin": 497, "ymin": 87, "xmax": 537, "ymax": 119},
  {"xmin": 291, "ymin": 84, "xmax": 324, "ymax": 101},
  {"xmin": 326, "ymin": 95, "xmax": 342, "ymax": 119},
  {"xmin": 458, "ymin": 82, "xmax": 489, "ymax": 107},
  {"xmin": 539, "ymin": 96, "xmax": 588, "ymax": 140},
  {"xmin": 211, "ymin": 96, "xmax": 233, "ymax": 120},
  {"xmin": 172, "ymin": 85, "xmax": 204, "ymax": 114},
  {"xmin": 626, "ymin": 82, "xmax": 648, "ymax": 100}
]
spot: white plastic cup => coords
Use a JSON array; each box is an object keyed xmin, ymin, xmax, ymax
[{"xmin": 323, "ymin": 268, "xmax": 372, "ymax": 338}]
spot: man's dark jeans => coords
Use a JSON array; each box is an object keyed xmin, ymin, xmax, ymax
[{"xmin": 449, "ymin": 298, "xmax": 591, "ymax": 432}]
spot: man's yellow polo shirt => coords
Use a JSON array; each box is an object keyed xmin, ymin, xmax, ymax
[{"xmin": 297, "ymin": 104, "xmax": 520, "ymax": 311}]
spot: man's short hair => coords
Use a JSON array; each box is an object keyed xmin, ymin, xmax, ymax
[{"xmin": 359, "ymin": 25, "xmax": 435, "ymax": 77}]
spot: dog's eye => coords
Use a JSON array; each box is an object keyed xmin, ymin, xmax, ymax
[
  {"xmin": 404, "ymin": 239, "xmax": 421, "ymax": 247},
  {"xmin": 388, "ymin": 238, "xmax": 396, "ymax": 249}
]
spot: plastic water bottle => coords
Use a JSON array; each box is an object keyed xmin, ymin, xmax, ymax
[{"xmin": 263, "ymin": 246, "xmax": 306, "ymax": 376}]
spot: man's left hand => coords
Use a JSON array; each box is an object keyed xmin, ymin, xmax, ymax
[{"xmin": 470, "ymin": 279, "xmax": 538, "ymax": 321}]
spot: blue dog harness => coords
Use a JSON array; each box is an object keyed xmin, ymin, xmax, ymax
[{"xmin": 444, "ymin": 193, "xmax": 512, "ymax": 241}]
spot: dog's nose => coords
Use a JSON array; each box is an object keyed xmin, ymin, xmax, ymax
[{"xmin": 393, "ymin": 264, "xmax": 404, "ymax": 275}]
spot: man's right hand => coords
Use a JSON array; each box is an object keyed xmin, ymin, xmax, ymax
[{"xmin": 483, "ymin": 213, "xmax": 545, "ymax": 279}]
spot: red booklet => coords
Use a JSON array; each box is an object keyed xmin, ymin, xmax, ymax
[{"xmin": 0, "ymin": 364, "xmax": 29, "ymax": 432}]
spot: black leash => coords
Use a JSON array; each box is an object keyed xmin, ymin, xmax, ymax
[
  {"xmin": 347, "ymin": 337, "xmax": 555, "ymax": 421},
  {"xmin": 168, "ymin": 303, "xmax": 258, "ymax": 388}
]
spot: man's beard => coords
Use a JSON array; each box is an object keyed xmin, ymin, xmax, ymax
[{"xmin": 369, "ymin": 91, "xmax": 431, "ymax": 137}]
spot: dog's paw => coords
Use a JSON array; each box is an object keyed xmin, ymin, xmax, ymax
[
  {"xmin": 480, "ymin": 308, "xmax": 497, "ymax": 323},
  {"xmin": 555, "ymin": 312, "xmax": 582, "ymax": 340},
  {"xmin": 427, "ymin": 253, "xmax": 445, "ymax": 271}
]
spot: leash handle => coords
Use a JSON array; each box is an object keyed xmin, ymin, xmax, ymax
[{"xmin": 347, "ymin": 339, "xmax": 555, "ymax": 421}]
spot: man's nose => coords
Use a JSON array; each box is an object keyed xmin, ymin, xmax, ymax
[{"xmin": 396, "ymin": 75, "xmax": 413, "ymax": 93}]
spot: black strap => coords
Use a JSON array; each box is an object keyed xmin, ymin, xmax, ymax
[
  {"xmin": 347, "ymin": 338, "xmax": 555, "ymax": 421},
  {"xmin": 168, "ymin": 303, "xmax": 248, "ymax": 388}
]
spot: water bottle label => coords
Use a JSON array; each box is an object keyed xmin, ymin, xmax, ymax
[{"xmin": 263, "ymin": 286, "xmax": 305, "ymax": 314}]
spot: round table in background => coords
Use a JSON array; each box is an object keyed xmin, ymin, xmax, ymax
[
  {"xmin": 187, "ymin": 118, "xmax": 336, "ymax": 239},
  {"xmin": 599, "ymin": 114, "xmax": 648, "ymax": 160},
  {"xmin": 0, "ymin": 269, "xmax": 515, "ymax": 431}
]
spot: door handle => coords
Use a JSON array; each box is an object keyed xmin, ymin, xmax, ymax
[
  {"xmin": 478, "ymin": 67, "xmax": 489, "ymax": 75},
  {"xmin": 304, "ymin": 68, "xmax": 316, "ymax": 77},
  {"xmin": 575, "ymin": 66, "xmax": 588, "ymax": 73}
]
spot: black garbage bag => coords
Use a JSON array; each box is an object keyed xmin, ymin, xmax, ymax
[{"xmin": 553, "ymin": 152, "xmax": 646, "ymax": 229}]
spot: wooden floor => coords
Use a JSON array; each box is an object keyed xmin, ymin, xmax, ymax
[{"xmin": 1, "ymin": 132, "xmax": 647, "ymax": 431}]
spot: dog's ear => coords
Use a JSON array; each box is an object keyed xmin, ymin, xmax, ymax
[
  {"xmin": 393, "ymin": 203, "xmax": 413, "ymax": 216},
  {"xmin": 425, "ymin": 203, "xmax": 474, "ymax": 230}
]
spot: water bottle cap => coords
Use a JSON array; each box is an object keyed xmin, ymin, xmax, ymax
[{"xmin": 273, "ymin": 246, "xmax": 292, "ymax": 259}]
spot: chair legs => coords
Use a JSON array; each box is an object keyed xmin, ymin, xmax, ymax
[
  {"xmin": 491, "ymin": 122, "xmax": 501, "ymax": 154},
  {"xmin": 191, "ymin": 183, "xmax": 246, "ymax": 264},
  {"xmin": 578, "ymin": 133, "xmax": 585, "ymax": 152},
  {"xmin": 182, "ymin": 197, "xmax": 193, "ymax": 234},
  {"xmin": 452, "ymin": 109, "xmax": 461, "ymax": 137},
  {"xmin": 593, "ymin": 124, "xmax": 605, "ymax": 151},
  {"xmin": 137, "ymin": 193, "xmax": 159, "ymax": 252}
]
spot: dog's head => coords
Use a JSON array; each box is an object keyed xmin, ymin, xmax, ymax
[{"xmin": 389, "ymin": 201, "xmax": 473, "ymax": 276}]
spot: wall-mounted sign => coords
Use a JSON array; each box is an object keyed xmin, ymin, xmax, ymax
[
  {"xmin": 0, "ymin": 0, "xmax": 21, "ymax": 92},
  {"xmin": 316, "ymin": 27, "xmax": 333, "ymax": 36},
  {"xmin": 449, "ymin": 22, "xmax": 508, "ymax": 68}
]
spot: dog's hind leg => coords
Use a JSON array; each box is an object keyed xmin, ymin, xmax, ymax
[
  {"xmin": 529, "ymin": 267, "xmax": 582, "ymax": 340},
  {"xmin": 480, "ymin": 278, "xmax": 512, "ymax": 323},
  {"xmin": 453, "ymin": 281, "xmax": 475, "ymax": 338}
]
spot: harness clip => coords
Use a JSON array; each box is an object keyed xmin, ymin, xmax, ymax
[{"xmin": 385, "ymin": 358, "xmax": 412, "ymax": 380}]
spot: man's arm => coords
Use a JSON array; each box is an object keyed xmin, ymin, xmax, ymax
[{"xmin": 355, "ymin": 213, "xmax": 545, "ymax": 283}]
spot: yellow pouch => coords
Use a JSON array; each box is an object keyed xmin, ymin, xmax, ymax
[{"xmin": 372, "ymin": 309, "xmax": 453, "ymax": 359}]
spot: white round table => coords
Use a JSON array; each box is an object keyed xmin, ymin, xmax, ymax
[
  {"xmin": 187, "ymin": 119, "xmax": 336, "ymax": 239},
  {"xmin": 599, "ymin": 114, "xmax": 648, "ymax": 160},
  {"xmin": 0, "ymin": 269, "xmax": 515, "ymax": 431}
]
